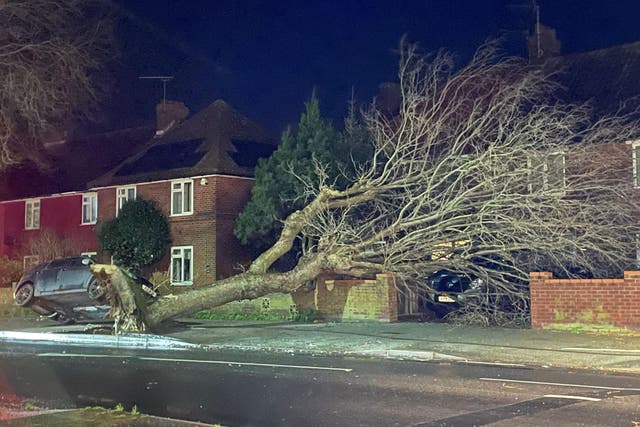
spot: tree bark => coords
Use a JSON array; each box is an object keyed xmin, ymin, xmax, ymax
[{"xmin": 92, "ymin": 253, "xmax": 327, "ymax": 331}]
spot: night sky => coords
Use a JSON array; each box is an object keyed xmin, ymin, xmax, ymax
[{"xmin": 108, "ymin": 0, "xmax": 640, "ymax": 135}]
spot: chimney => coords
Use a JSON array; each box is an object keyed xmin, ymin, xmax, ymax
[{"xmin": 155, "ymin": 100, "xmax": 189, "ymax": 136}]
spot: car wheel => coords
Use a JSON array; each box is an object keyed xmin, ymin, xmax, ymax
[
  {"xmin": 55, "ymin": 312, "xmax": 75, "ymax": 325},
  {"xmin": 14, "ymin": 283, "xmax": 35, "ymax": 307},
  {"xmin": 87, "ymin": 278, "xmax": 104, "ymax": 301}
]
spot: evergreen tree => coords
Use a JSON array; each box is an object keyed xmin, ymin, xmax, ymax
[
  {"xmin": 98, "ymin": 198, "xmax": 171, "ymax": 274},
  {"xmin": 235, "ymin": 94, "xmax": 370, "ymax": 253}
]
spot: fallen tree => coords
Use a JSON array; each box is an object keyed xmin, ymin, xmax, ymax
[{"xmin": 93, "ymin": 41, "xmax": 640, "ymax": 331}]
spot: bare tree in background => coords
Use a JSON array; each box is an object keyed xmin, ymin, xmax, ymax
[
  {"xmin": 93, "ymin": 41, "xmax": 640, "ymax": 332},
  {"xmin": 28, "ymin": 229, "xmax": 82, "ymax": 263},
  {"xmin": 0, "ymin": 0, "xmax": 113, "ymax": 167}
]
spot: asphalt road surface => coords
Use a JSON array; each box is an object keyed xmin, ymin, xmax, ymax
[{"xmin": 1, "ymin": 340, "xmax": 640, "ymax": 426}]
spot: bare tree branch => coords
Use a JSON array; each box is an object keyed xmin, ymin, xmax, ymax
[
  {"xmin": 0, "ymin": 0, "xmax": 114, "ymax": 167},
  {"xmin": 97, "ymin": 40, "xmax": 640, "ymax": 331}
]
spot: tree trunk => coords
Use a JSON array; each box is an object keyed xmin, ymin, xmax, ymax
[{"xmin": 91, "ymin": 253, "xmax": 327, "ymax": 331}]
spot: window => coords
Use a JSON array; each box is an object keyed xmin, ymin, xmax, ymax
[
  {"xmin": 633, "ymin": 142, "xmax": 640, "ymax": 188},
  {"xmin": 528, "ymin": 152, "xmax": 565, "ymax": 193},
  {"xmin": 81, "ymin": 251, "xmax": 97, "ymax": 260},
  {"xmin": 116, "ymin": 186, "xmax": 136, "ymax": 216},
  {"xmin": 82, "ymin": 193, "xmax": 98, "ymax": 224},
  {"xmin": 23, "ymin": 255, "xmax": 39, "ymax": 271},
  {"xmin": 170, "ymin": 246, "xmax": 193, "ymax": 285},
  {"xmin": 25, "ymin": 199, "xmax": 40, "ymax": 230},
  {"xmin": 171, "ymin": 180, "xmax": 193, "ymax": 216}
]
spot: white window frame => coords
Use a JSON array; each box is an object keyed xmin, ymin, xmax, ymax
[
  {"xmin": 545, "ymin": 151, "xmax": 566, "ymax": 191},
  {"xmin": 527, "ymin": 152, "xmax": 566, "ymax": 193},
  {"xmin": 116, "ymin": 186, "xmax": 136, "ymax": 216},
  {"xmin": 81, "ymin": 251, "xmax": 97, "ymax": 259},
  {"xmin": 81, "ymin": 193, "xmax": 98, "ymax": 225},
  {"xmin": 24, "ymin": 199, "xmax": 40, "ymax": 230},
  {"xmin": 171, "ymin": 179, "xmax": 194, "ymax": 216},
  {"xmin": 170, "ymin": 245, "xmax": 193, "ymax": 286},
  {"xmin": 632, "ymin": 141, "xmax": 640, "ymax": 188},
  {"xmin": 23, "ymin": 255, "xmax": 40, "ymax": 271}
]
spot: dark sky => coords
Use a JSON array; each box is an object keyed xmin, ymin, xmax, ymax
[{"xmin": 108, "ymin": 0, "xmax": 640, "ymax": 136}]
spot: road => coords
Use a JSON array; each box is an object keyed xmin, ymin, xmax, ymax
[{"xmin": 1, "ymin": 336, "xmax": 640, "ymax": 426}]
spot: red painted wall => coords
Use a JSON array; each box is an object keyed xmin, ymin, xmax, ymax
[{"xmin": 0, "ymin": 194, "xmax": 98, "ymax": 260}]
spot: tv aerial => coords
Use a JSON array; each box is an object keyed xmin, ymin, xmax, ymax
[{"xmin": 138, "ymin": 75, "xmax": 174, "ymax": 103}]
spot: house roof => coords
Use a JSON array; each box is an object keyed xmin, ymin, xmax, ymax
[
  {"xmin": 548, "ymin": 41, "xmax": 640, "ymax": 115},
  {"xmin": 0, "ymin": 126, "xmax": 155, "ymax": 201},
  {"xmin": 89, "ymin": 99, "xmax": 277, "ymax": 188}
]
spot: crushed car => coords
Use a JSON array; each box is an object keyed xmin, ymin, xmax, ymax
[{"xmin": 13, "ymin": 256, "xmax": 157, "ymax": 324}]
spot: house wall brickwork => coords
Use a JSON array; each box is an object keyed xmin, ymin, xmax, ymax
[
  {"xmin": 530, "ymin": 271, "xmax": 640, "ymax": 330},
  {"xmin": 215, "ymin": 176, "xmax": 254, "ymax": 279}
]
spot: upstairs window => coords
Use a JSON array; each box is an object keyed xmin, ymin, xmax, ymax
[
  {"xmin": 116, "ymin": 186, "xmax": 136, "ymax": 216},
  {"xmin": 25, "ymin": 199, "xmax": 40, "ymax": 230},
  {"xmin": 528, "ymin": 152, "xmax": 565, "ymax": 193},
  {"xmin": 82, "ymin": 193, "xmax": 98, "ymax": 224},
  {"xmin": 171, "ymin": 180, "xmax": 193, "ymax": 216}
]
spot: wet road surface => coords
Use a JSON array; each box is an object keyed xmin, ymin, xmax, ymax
[{"xmin": 1, "ymin": 336, "xmax": 640, "ymax": 426}]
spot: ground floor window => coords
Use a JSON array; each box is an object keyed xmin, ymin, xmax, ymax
[
  {"xmin": 23, "ymin": 255, "xmax": 40, "ymax": 272},
  {"xmin": 171, "ymin": 246, "xmax": 193, "ymax": 285}
]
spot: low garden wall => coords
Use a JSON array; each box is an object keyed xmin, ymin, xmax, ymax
[
  {"xmin": 530, "ymin": 271, "xmax": 640, "ymax": 330},
  {"xmin": 204, "ymin": 273, "xmax": 398, "ymax": 322}
]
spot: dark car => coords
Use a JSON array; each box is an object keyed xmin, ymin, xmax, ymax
[
  {"xmin": 425, "ymin": 270, "xmax": 483, "ymax": 317},
  {"xmin": 425, "ymin": 268, "xmax": 529, "ymax": 320},
  {"xmin": 13, "ymin": 256, "xmax": 156, "ymax": 324}
]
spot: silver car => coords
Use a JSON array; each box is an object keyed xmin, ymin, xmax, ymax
[
  {"xmin": 14, "ymin": 256, "xmax": 158, "ymax": 324},
  {"xmin": 13, "ymin": 256, "xmax": 109, "ymax": 324}
]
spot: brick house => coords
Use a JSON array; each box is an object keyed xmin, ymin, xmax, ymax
[
  {"xmin": 0, "ymin": 100, "xmax": 276, "ymax": 289},
  {"xmin": 89, "ymin": 100, "xmax": 276, "ymax": 286}
]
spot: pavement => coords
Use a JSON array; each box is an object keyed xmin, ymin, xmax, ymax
[
  {"xmin": 163, "ymin": 319, "xmax": 640, "ymax": 372},
  {"xmin": 4, "ymin": 316, "xmax": 640, "ymax": 373}
]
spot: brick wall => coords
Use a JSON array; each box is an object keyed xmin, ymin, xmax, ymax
[
  {"xmin": 530, "ymin": 271, "xmax": 640, "ymax": 329},
  {"xmin": 212, "ymin": 274, "xmax": 399, "ymax": 322},
  {"xmin": 315, "ymin": 274, "xmax": 398, "ymax": 321}
]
